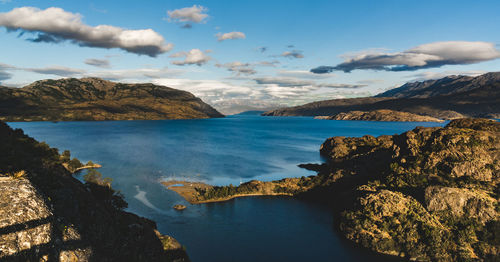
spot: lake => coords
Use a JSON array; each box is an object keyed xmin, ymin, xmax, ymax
[{"xmin": 8, "ymin": 115, "xmax": 445, "ymax": 262}]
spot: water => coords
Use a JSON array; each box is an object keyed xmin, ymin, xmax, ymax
[{"xmin": 8, "ymin": 115, "xmax": 445, "ymax": 262}]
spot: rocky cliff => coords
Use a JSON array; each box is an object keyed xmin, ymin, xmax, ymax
[
  {"xmin": 0, "ymin": 121, "xmax": 189, "ymax": 261},
  {"xmin": 302, "ymin": 118, "xmax": 499, "ymax": 261},
  {"xmin": 263, "ymin": 72, "xmax": 500, "ymax": 119},
  {"xmin": 314, "ymin": 109, "xmax": 444, "ymax": 122},
  {"xmin": 0, "ymin": 77, "xmax": 223, "ymax": 121}
]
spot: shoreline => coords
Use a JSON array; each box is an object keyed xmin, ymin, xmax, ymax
[
  {"xmin": 161, "ymin": 179, "xmax": 308, "ymax": 204},
  {"xmin": 193, "ymin": 192, "xmax": 294, "ymax": 204},
  {"xmin": 62, "ymin": 163, "xmax": 102, "ymax": 173}
]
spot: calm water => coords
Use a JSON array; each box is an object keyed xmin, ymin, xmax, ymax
[{"xmin": 9, "ymin": 115, "xmax": 445, "ymax": 262}]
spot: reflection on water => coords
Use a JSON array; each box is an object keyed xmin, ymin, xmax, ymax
[{"xmin": 9, "ymin": 115, "xmax": 444, "ymax": 262}]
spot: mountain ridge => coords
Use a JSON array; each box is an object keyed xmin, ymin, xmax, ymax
[
  {"xmin": 0, "ymin": 77, "xmax": 224, "ymax": 121},
  {"xmin": 263, "ymin": 72, "xmax": 500, "ymax": 119}
]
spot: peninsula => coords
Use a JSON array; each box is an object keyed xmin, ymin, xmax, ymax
[{"xmin": 314, "ymin": 109, "xmax": 444, "ymax": 122}]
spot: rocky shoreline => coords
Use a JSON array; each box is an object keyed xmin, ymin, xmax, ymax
[
  {"xmin": 163, "ymin": 118, "xmax": 499, "ymax": 261},
  {"xmin": 314, "ymin": 109, "xmax": 444, "ymax": 122},
  {"xmin": 0, "ymin": 121, "xmax": 190, "ymax": 261}
]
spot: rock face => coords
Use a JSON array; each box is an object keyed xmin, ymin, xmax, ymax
[
  {"xmin": 314, "ymin": 109, "xmax": 444, "ymax": 122},
  {"xmin": 0, "ymin": 121, "xmax": 189, "ymax": 261},
  {"xmin": 300, "ymin": 118, "xmax": 500, "ymax": 261},
  {"xmin": 0, "ymin": 177, "xmax": 93, "ymax": 261},
  {"xmin": 0, "ymin": 77, "xmax": 224, "ymax": 121},
  {"xmin": 263, "ymin": 72, "xmax": 500, "ymax": 119}
]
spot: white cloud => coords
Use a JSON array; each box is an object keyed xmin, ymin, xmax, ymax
[
  {"xmin": 0, "ymin": 7, "xmax": 173, "ymax": 56},
  {"xmin": 0, "ymin": 61, "xmax": 184, "ymax": 81},
  {"xmin": 167, "ymin": 5, "xmax": 208, "ymax": 24},
  {"xmin": 254, "ymin": 77, "xmax": 314, "ymax": 87},
  {"xmin": 216, "ymin": 31, "xmax": 246, "ymax": 41},
  {"xmin": 312, "ymin": 41, "xmax": 500, "ymax": 73},
  {"xmin": 87, "ymin": 67, "xmax": 184, "ymax": 80},
  {"xmin": 170, "ymin": 49, "xmax": 211, "ymax": 66}
]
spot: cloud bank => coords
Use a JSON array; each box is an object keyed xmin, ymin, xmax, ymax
[
  {"xmin": 216, "ymin": 31, "xmax": 246, "ymax": 41},
  {"xmin": 0, "ymin": 7, "xmax": 173, "ymax": 56},
  {"xmin": 311, "ymin": 41, "xmax": 500, "ymax": 73},
  {"xmin": 170, "ymin": 49, "xmax": 211, "ymax": 66}
]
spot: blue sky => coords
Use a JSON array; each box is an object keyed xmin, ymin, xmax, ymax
[{"xmin": 1, "ymin": 0, "xmax": 500, "ymax": 114}]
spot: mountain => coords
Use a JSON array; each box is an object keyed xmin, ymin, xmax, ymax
[
  {"xmin": 0, "ymin": 77, "xmax": 224, "ymax": 121},
  {"xmin": 232, "ymin": 110, "xmax": 266, "ymax": 116},
  {"xmin": 263, "ymin": 72, "xmax": 500, "ymax": 120},
  {"xmin": 376, "ymin": 72, "xmax": 500, "ymax": 98},
  {"xmin": 0, "ymin": 121, "xmax": 189, "ymax": 261}
]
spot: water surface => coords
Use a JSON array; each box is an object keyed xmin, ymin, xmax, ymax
[{"xmin": 9, "ymin": 115, "xmax": 445, "ymax": 262}]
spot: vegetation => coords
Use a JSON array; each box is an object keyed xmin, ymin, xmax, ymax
[
  {"xmin": 83, "ymin": 169, "xmax": 127, "ymax": 210},
  {"xmin": 305, "ymin": 118, "xmax": 500, "ymax": 260},
  {"xmin": 0, "ymin": 77, "xmax": 223, "ymax": 122},
  {"xmin": 0, "ymin": 120, "xmax": 189, "ymax": 261},
  {"xmin": 195, "ymin": 183, "xmax": 257, "ymax": 200}
]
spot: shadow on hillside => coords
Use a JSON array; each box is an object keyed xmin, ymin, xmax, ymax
[{"xmin": 0, "ymin": 216, "xmax": 88, "ymax": 261}]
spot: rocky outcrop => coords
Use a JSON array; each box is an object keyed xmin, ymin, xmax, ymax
[
  {"xmin": 0, "ymin": 77, "xmax": 223, "ymax": 121},
  {"xmin": 263, "ymin": 72, "xmax": 500, "ymax": 119},
  {"xmin": 314, "ymin": 109, "xmax": 444, "ymax": 122},
  {"xmin": 0, "ymin": 176, "xmax": 93, "ymax": 260},
  {"xmin": 0, "ymin": 121, "xmax": 189, "ymax": 261},
  {"xmin": 425, "ymin": 186, "xmax": 497, "ymax": 223},
  {"xmin": 300, "ymin": 118, "xmax": 500, "ymax": 261}
]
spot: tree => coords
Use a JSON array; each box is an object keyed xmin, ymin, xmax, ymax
[
  {"xmin": 61, "ymin": 150, "xmax": 71, "ymax": 162},
  {"xmin": 68, "ymin": 158, "xmax": 83, "ymax": 170}
]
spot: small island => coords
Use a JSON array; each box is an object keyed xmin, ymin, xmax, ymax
[{"xmin": 314, "ymin": 109, "xmax": 444, "ymax": 122}]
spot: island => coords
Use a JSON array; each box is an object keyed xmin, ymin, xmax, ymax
[
  {"xmin": 263, "ymin": 72, "xmax": 500, "ymax": 120},
  {"xmin": 0, "ymin": 77, "xmax": 224, "ymax": 122},
  {"xmin": 314, "ymin": 109, "xmax": 444, "ymax": 122},
  {"xmin": 163, "ymin": 118, "xmax": 499, "ymax": 261}
]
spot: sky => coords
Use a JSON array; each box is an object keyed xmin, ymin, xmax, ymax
[{"xmin": 1, "ymin": 0, "xmax": 500, "ymax": 114}]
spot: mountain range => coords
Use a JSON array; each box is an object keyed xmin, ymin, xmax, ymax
[
  {"xmin": 263, "ymin": 72, "xmax": 500, "ymax": 119},
  {"xmin": 0, "ymin": 78, "xmax": 224, "ymax": 122}
]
